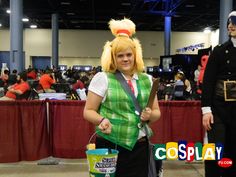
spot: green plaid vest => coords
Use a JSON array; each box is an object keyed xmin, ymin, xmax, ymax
[{"xmin": 96, "ymin": 72, "xmax": 152, "ymax": 150}]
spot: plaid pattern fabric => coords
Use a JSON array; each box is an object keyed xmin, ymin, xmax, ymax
[{"xmin": 97, "ymin": 72, "xmax": 152, "ymax": 150}]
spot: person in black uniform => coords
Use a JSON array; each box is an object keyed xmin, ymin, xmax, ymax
[{"xmin": 201, "ymin": 11, "xmax": 236, "ymax": 177}]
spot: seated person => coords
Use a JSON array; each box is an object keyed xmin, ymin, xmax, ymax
[
  {"xmin": 0, "ymin": 69, "xmax": 10, "ymax": 86},
  {"xmin": 8, "ymin": 69, "xmax": 18, "ymax": 86},
  {"xmin": 72, "ymin": 79, "xmax": 85, "ymax": 91},
  {"xmin": 39, "ymin": 70, "xmax": 56, "ymax": 93},
  {"xmin": 27, "ymin": 68, "xmax": 37, "ymax": 80},
  {"xmin": 173, "ymin": 72, "xmax": 185, "ymax": 100},
  {"xmin": 184, "ymin": 78, "xmax": 192, "ymax": 100},
  {"xmin": 0, "ymin": 72, "xmax": 30, "ymax": 101}
]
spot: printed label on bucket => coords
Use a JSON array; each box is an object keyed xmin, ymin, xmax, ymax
[
  {"xmin": 94, "ymin": 157, "xmax": 116, "ymax": 173},
  {"xmin": 86, "ymin": 149, "xmax": 118, "ymax": 177}
]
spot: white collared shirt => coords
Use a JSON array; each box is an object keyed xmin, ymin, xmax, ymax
[
  {"xmin": 89, "ymin": 72, "xmax": 152, "ymax": 102},
  {"xmin": 231, "ymin": 37, "xmax": 236, "ymax": 47}
]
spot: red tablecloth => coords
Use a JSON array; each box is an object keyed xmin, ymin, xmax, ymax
[
  {"xmin": 0, "ymin": 100, "xmax": 203, "ymax": 162},
  {"xmin": 49, "ymin": 100, "xmax": 94, "ymax": 158},
  {"xmin": 150, "ymin": 101, "xmax": 204, "ymax": 144},
  {"xmin": 0, "ymin": 101, "xmax": 50, "ymax": 162},
  {"xmin": 49, "ymin": 100, "xmax": 204, "ymax": 158}
]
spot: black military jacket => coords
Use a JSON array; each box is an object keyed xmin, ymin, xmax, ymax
[{"xmin": 201, "ymin": 39, "xmax": 236, "ymax": 107}]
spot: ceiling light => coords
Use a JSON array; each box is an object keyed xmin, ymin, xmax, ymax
[
  {"xmin": 118, "ymin": 12, "xmax": 126, "ymax": 15},
  {"xmin": 173, "ymin": 14, "xmax": 181, "ymax": 17},
  {"xmin": 71, "ymin": 20, "xmax": 79, "ymax": 24},
  {"xmin": 121, "ymin": 2, "xmax": 131, "ymax": 6},
  {"xmin": 22, "ymin": 18, "xmax": 29, "ymax": 22},
  {"xmin": 66, "ymin": 12, "xmax": 75, "ymax": 15},
  {"xmin": 6, "ymin": 9, "xmax": 11, "ymax": 14},
  {"xmin": 61, "ymin": 2, "xmax": 71, "ymax": 5},
  {"xmin": 185, "ymin": 4, "xmax": 195, "ymax": 8},
  {"xmin": 30, "ymin": 24, "xmax": 37, "ymax": 29},
  {"xmin": 0, "ymin": 23, "xmax": 2, "ymax": 27},
  {"xmin": 203, "ymin": 28, "xmax": 211, "ymax": 33}
]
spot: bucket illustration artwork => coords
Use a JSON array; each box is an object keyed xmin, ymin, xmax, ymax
[{"xmin": 86, "ymin": 148, "xmax": 119, "ymax": 177}]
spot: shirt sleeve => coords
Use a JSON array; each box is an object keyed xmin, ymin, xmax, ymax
[
  {"xmin": 88, "ymin": 72, "xmax": 108, "ymax": 98},
  {"xmin": 201, "ymin": 106, "xmax": 212, "ymax": 114}
]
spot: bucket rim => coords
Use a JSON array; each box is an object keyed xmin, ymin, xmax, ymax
[{"xmin": 86, "ymin": 148, "xmax": 119, "ymax": 155}]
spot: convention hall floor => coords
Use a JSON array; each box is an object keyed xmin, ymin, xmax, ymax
[{"xmin": 0, "ymin": 158, "xmax": 204, "ymax": 177}]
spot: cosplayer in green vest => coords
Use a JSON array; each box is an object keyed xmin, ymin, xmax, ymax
[{"xmin": 96, "ymin": 72, "xmax": 152, "ymax": 150}]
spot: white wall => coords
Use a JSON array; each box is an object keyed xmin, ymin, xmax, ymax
[
  {"xmin": 0, "ymin": 29, "xmax": 215, "ymax": 69},
  {"xmin": 172, "ymin": 32, "xmax": 211, "ymax": 54},
  {"xmin": 0, "ymin": 30, "xmax": 10, "ymax": 51},
  {"xmin": 210, "ymin": 29, "xmax": 219, "ymax": 48}
]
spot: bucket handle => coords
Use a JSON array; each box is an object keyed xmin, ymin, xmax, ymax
[
  {"xmin": 88, "ymin": 131, "xmax": 115, "ymax": 154},
  {"xmin": 88, "ymin": 131, "xmax": 98, "ymax": 144}
]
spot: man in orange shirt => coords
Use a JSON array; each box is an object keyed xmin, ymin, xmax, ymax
[
  {"xmin": 39, "ymin": 70, "xmax": 56, "ymax": 93},
  {"xmin": 27, "ymin": 68, "xmax": 37, "ymax": 80},
  {"xmin": 0, "ymin": 72, "xmax": 30, "ymax": 100}
]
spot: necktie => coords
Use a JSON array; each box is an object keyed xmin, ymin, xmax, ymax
[{"xmin": 127, "ymin": 80, "xmax": 135, "ymax": 94}]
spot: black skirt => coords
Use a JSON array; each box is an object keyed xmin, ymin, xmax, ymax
[{"xmin": 96, "ymin": 136, "xmax": 149, "ymax": 177}]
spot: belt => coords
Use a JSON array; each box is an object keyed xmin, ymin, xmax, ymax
[
  {"xmin": 137, "ymin": 136, "xmax": 147, "ymax": 143},
  {"xmin": 215, "ymin": 80, "xmax": 236, "ymax": 101}
]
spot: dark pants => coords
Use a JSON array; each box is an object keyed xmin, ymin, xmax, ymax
[
  {"xmin": 205, "ymin": 97, "xmax": 236, "ymax": 177},
  {"xmin": 96, "ymin": 136, "xmax": 149, "ymax": 177}
]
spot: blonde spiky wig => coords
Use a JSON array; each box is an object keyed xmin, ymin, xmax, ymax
[{"xmin": 101, "ymin": 18, "xmax": 144, "ymax": 73}]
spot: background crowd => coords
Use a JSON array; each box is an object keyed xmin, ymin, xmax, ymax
[{"xmin": 0, "ymin": 63, "xmax": 202, "ymax": 101}]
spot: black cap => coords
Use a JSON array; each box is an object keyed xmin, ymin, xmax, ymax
[{"xmin": 228, "ymin": 11, "xmax": 236, "ymax": 25}]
